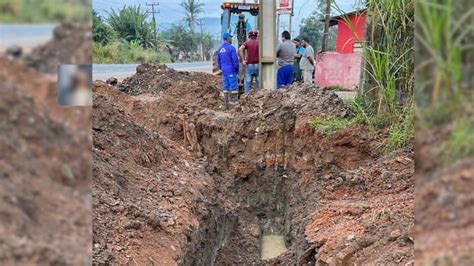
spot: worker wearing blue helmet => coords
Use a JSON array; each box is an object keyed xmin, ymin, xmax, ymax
[{"xmin": 217, "ymin": 32, "xmax": 240, "ymax": 103}]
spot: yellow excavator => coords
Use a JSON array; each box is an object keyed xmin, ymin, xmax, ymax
[{"xmin": 212, "ymin": 1, "xmax": 259, "ymax": 95}]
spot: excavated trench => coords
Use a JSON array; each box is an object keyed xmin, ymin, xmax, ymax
[
  {"xmin": 93, "ymin": 78, "xmax": 376, "ymax": 264},
  {"xmin": 92, "ymin": 65, "xmax": 414, "ymax": 265},
  {"xmin": 181, "ymin": 166, "xmax": 302, "ymax": 265},
  {"xmin": 173, "ymin": 110, "xmax": 352, "ymax": 265}
]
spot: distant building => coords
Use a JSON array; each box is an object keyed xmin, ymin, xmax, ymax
[{"xmin": 315, "ymin": 9, "xmax": 367, "ymax": 90}]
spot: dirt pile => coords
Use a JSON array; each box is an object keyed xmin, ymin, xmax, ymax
[
  {"xmin": 119, "ymin": 63, "xmax": 221, "ymax": 97},
  {"xmin": 0, "ymin": 54, "xmax": 91, "ymax": 132},
  {"xmin": 92, "ymin": 91, "xmax": 236, "ymax": 265},
  {"xmin": 415, "ymin": 127, "xmax": 474, "ymax": 264},
  {"xmin": 0, "ymin": 79, "xmax": 91, "ymax": 265},
  {"xmin": 93, "ymin": 63, "xmax": 414, "ymax": 264},
  {"xmin": 0, "ymin": 34, "xmax": 92, "ymax": 264},
  {"xmin": 25, "ymin": 22, "xmax": 92, "ymax": 74}
]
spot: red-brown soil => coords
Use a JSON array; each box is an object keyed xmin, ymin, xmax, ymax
[
  {"xmin": 92, "ymin": 64, "xmax": 415, "ymax": 265},
  {"xmin": 25, "ymin": 22, "xmax": 92, "ymax": 74},
  {"xmin": 415, "ymin": 127, "xmax": 474, "ymax": 265},
  {"xmin": 0, "ymin": 67, "xmax": 91, "ymax": 264}
]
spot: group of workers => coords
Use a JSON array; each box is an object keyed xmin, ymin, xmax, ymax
[{"xmin": 217, "ymin": 30, "xmax": 315, "ymax": 103}]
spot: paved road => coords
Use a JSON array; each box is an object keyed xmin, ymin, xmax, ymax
[
  {"xmin": 0, "ymin": 24, "xmax": 55, "ymax": 51},
  {"xmin": 335, "ymin": 91, "xmax": 357, "ymax": 100},
  {"xmin": 93, "ymin": 61, "xmax": 212, "ymax": 81}
]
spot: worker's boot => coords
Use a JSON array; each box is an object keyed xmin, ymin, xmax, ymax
[
  {"xmin": 224, "ymin": 92, "xmax": 230, "ymax": 103},
  {"xmin": 229, "ymin": 93, "xmax": 239, "ymax": 104}
]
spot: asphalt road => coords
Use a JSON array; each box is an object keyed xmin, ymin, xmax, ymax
[
  {"xmin": 92, "ymin": 62, "xmax": 213, "ymax": 81},
  {"xmin": 0, "ymin": 24, "xmax": 55, "ymax": 52}
]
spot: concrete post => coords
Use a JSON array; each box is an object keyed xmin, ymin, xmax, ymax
[
  {"xmin": 259, "ymin": 0, "xmax": 277, "ymax": 90},
  {"xmin": 221, "ymin": 9, "xmax": 231, "ymax": 37}
]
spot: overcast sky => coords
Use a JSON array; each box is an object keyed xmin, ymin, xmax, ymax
[{"xmin": 93, "ymin": 0, "xmax": 362, "ymax": 35}]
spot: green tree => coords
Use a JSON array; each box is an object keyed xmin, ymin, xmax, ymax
[
  {"xmin": 92, "ymin": 9, "xmax": 115, "ymax": 45},
  {"xmin": 0, "ymin": 0, "xmax": 89, "ymax": 23},
  {"xmin": 107, "ymin": 5, "xmax": 155, "ymax": 48},
  {"xmin": 163, "ymin": 24, "xmax": 198, "ymax": 60},
  {"xmin": 180, "ymin": 0, "xmax": 204, "ymax": 32},
  {"xmin": 298, "ymin": 0, "xmax": 337, "ymax": 51}
]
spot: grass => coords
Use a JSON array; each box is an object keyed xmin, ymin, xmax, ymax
[
  {"xmin": 442, "ymin": 118, "xmax": 474, "ymax": 161},
  {"xmin": 0, "ymin": 0, "xmax": 90, "ymax": 23},
  {"xmin": 384, "ymin": 107, "xmax": 415, "ymax": 152},
  {"xmin": 93, "ymin": 41, "xmax": 171, "ymax": 64},
  {"xmin": 416, "ymin": 0, "xmax": 474, "ymax": 163},
  {"xmin": 309, "ymin": 116, "xmax": 352, "ymax": 137},
  {"xmin": 310, "ymin": 92, "xmax": 414, "ymax": 153},
  {"xmin": 323, "ymin": 0, "xmax": 415, "ymax": 152}
]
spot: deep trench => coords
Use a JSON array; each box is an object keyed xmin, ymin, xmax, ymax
[
  {"xmin": 173, "ymin": 106, "xmax": 324, "ymax": 265},
  {"xmin": 180, "ymin": 163, "xmax": 315, "ymax": 265}
]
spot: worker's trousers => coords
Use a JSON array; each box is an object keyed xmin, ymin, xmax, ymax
[
  {"xmin": 303, "ymin": 69, "xmax": 314, "ymax": 85},
  {"xmin": 245, "ymin": 64, "xmax": 259, "ymax": 94},
  {"xmin": 222, "ymin": 73, "xmax": 239, "ymax": 102},
  {"xmin": 277, "ymin": 65, "xmax": 294, "ymax": 90}
]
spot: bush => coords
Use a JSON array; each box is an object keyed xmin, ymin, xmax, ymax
[
  {"xmin": 384, "ymin": 107, "xmax": 414, "ymax": 152},
  {"xmin": 442, "ymin": 118, "xmax": 474, "ymax": 161},
  {"xmin": 93, "ymin": 41, "xmax": 171, "ymax": 64},
  {"xmin": 0, "ymin": 0, "xmax": 89, "ymax": 23},
  {"xmin": 93, "ymin": 42, "xmax": 119, "ymax": 64}
]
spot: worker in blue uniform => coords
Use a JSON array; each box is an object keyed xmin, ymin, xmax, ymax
[{"xmin": 217, "ymin": 32, "xmax": 240, "ymax": 103}]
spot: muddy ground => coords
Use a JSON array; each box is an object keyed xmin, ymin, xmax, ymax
[
  {"xmin": 0, "ymin": 22, "xmax": 92, "ymax": 265},
  {"xmin": 415, "ymin": 127, "xmax": 474, "ymax": 265},
  {"xmin": 93, "ymin": 64, "xmax": 415, "ymax": 265}
]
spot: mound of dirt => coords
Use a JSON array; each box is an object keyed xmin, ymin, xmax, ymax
[
  {"xmin": 0, "ymin": 80, "xmax": 91, "ymax": 265},
  {"xmin": 92, "ymin": 91, "xmax": 236, "ymax": 265},
  {"xmin": 415, "ymin": 126, "xmax": 474, "ymax": 264},
  {"xmin": 416, "ymin": 159, "xmax": 474, "ymax": 265},
  {"xmin": 0, "ymin": 32, "xmax": 92, "ymax": 264},
  {"xmin": 93, "ymin": 63, "xmax": 414, "ymax": 264},
  {"xmin": 119, "ymin": 63, "xmax": 221, "ymax": 96},
  {"xmin": 0, "ymin": 54, "xmax": 91, "ymax": 132},
  {"xmin": 25, "ymin": 23, "xmax": 92, "ymax": 74}
]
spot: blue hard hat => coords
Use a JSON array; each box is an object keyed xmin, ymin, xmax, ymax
[{"xmin": 223, "ymin": 32, "xmax": 233, "ymax": 40}]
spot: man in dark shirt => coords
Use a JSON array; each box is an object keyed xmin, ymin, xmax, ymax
[
  {"xmin": 239, "ymin": 30, "xmax": 259, "ymax": 94},
  {"xmin": 276, "ymin": 31, "xmax": 296, "ymax": 89}
]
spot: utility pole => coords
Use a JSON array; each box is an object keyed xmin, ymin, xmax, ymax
[
  {"xmin": 289, "ymin": 0, "xmax": 294, "ymax": 35},
  {"xmin": 146, "ymin": 2, "xmax": 160, "ymax": 52},
  {"xmin": 322, "ymin": 0, "xmax": 331, "ymax": 52},
  {"xmin": 276, "ymin": 13, "xmax": 280, "ymax": 35},
  {"xmin": 197, "ymin": 18, "xmax": 205, "ymax": 61},
  {"xmin": 259, "ymin": 0, "xmax": 277, "ymax": 90}
]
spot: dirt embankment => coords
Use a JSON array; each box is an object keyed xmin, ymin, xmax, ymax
[
  {"xmin": 0, "ymin": 25, "xmax": 92, "ymax": 264},
  {"xmin": 93, "ymin": 64, "xmax": 415, "ymax": 265},
  {"xmin": 25, "ymin": 22, "xmax": 92, "ymax": 74},
  {"xmin": 415, "ymin": 127, "xmax": 474, "ymax": 265},
  {"xmin": 0, "ymin": 75, "xmax": 91, "ymax": 265}
]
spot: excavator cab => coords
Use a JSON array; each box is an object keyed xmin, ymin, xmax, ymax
[{"xmin": 213, "ymin": 2, "xmax": 259, "ymax": 96}]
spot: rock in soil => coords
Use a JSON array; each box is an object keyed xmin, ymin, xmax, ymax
[{"xmin": 25, "ymin": 23, "xmax": 92, "ymax": 74}]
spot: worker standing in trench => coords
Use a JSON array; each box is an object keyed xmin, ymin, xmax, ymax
[
  {"xmin": 239, "ymin": 30, "xmax": 259, "ymax": 95},
  {"xmin": 217, "ymin": 32, "xmax": 240, "ymax": 103},
  {"xmin": 276, "ymin": 31, "xmax": 296, "ymax": 90}
]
